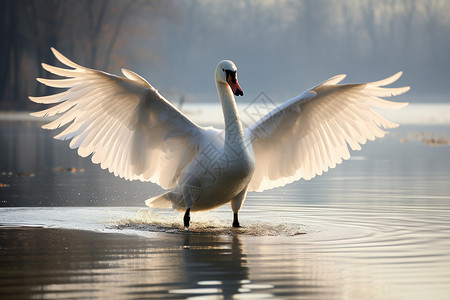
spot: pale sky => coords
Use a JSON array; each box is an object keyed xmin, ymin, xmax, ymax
[{"xmin": 124, "ymin": 0, "xmax": 449, "ymax": 104}]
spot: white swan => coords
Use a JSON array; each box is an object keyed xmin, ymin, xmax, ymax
[{"xmin": 30, "ymin": 48, "xmax": 409, "ymax": 227}]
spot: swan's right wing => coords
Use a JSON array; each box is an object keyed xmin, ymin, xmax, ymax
[
  {"xmin": 30, "ymin": 48, "xmax": 205, "ymax": 188},
  {"xmin": 246, "ymin": 72, "xmax": 409, "ymax": 192}
]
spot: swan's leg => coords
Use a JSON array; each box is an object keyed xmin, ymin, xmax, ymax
[
  {"xmin": 233, "ymin": 212, "xmax": 240, "ymax": 228},
  {"xmin": 181, "ymin": 174, "xmax": 201, "ymax": 228},
  {"xmin": 230, "ymin": 187, "xmax": 248, "ymax": 228},
  {"xmin": 184, "ymin": 208, "xmax": 191, "ymax": 228}
]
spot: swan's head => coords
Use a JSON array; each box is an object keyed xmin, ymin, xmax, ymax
[{"xmin": 215, "ymin": 60, "xmax": 244, "ymax": 96}]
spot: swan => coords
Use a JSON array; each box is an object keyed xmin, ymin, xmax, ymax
[{"xmin": 29, "ymin": 48, "xmax": 409, "ymax": 228}]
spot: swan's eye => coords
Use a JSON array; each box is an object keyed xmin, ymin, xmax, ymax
[
  {"xmin": 225, "ymin": 70, "xmax": 237, "ymax": 84},
  {"xmin": 222, "ymin": 68, "xmax": 225, "ymax": 72}
]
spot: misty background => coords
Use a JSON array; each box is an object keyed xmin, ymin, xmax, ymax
[{"xmin": 1, "ymin": 0, "xmax": 449, "ymax": 111}]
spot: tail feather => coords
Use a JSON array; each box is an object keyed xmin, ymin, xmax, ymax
[{"xmin": 145, "ymin": 191, "xmax": 185, "ymax": 211}]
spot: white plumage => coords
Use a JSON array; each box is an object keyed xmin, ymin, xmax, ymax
[
  {"xmin": 246, "ymin": 72, "xmax": 409, "ymax": 191},
  {"xmin": 30, "ymin": 48, "xmax": 409, "ymax": 227}
]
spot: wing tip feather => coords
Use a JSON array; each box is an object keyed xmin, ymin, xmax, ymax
[
  {"xmin": 28, "ymin": 96, "xmax": 39, "ymax": 103},
  {"xmin": 369, "ymin": 71, "xmax": 404, "ymax": 87},
  {"xmin": 50, "ymin": 47, "xmax": 84, "ymax": 70},
  {"xmin": 324, "ymin": 74, "xmax": 347, "ymax": 86}
]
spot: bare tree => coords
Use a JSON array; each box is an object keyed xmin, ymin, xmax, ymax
[{"xmin": 0, "ymin": 0, "xmax": 171, "ymax": 110}]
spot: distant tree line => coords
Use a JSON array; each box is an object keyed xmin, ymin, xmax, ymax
[
  {"xmin": 0, "ymin": 0, "xmax": 171, "ymax": 110},
  {"xmin": 157, "ymin": 0, "xmax": 450, "ymax": 101},
  {"xmin": 1, "ymin": 0, "xmax": 449, "ymax": 110}
]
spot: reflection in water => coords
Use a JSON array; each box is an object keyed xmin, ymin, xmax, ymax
[
  {"xmin": 173, "ymin": 234, "xmax": 249, "ymax": 298},
  {"xmin": 0, "ymin": 225, "xmax": 339, "ymax": 299},
  {"xmin": 0, "ymin": 227, "xmax": 279, "ymax": 299}
]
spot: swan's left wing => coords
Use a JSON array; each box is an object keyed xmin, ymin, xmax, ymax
[
  {"xmin": 245, "ymin": 72, "xmax": 409, "ymax": 192},
  {"xmin": 29, "ymin": 48, "xmax": 205, "ymax": 189}
]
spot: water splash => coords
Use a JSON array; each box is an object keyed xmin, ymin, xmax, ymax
[{"xmin": 114, "ymin": 209, "xmax": 305, "ymax": 237}]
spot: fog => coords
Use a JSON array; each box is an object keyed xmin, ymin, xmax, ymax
[
  {"xmin": 134, "ymin": 0, "xmax": 449, "ymax": 104},
  {"xmin": 1, "ymin": 0, "xmax": 449, "ymax": 110}
]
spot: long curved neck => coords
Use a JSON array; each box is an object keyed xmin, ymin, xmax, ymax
[{"xmin": 216, "ymin": 82, "xmax": 245, "ymax": 149}]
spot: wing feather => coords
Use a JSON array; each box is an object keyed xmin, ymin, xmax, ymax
[
  {"xmin": 246, "ymin": 73, "xmax": 409, "ymax": 192},
  {"xmin": 30, "ymin": 48, "xmax": 205, "ymax": 187}
]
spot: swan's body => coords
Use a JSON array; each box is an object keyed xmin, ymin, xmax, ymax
[
  {"xmin": 150, "ymin": 63, "xmax": 256, "ymax": 226},
  {"xmin": 30, "ymin": 48, "xmax": 409, "ymax": 227}
]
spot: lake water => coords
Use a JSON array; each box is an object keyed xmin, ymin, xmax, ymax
[{"xmin": 1, "ymin": 104, "xmax": 450, "ymax": 299}]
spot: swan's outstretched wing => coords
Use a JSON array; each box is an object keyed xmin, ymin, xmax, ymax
[
  {"xmin": 30, "ymin": 48, "xmax": 204, "ymax": 188},
  {"xmin": 245, "ymin": 72, "xmax": 409, "ymax": 192}
]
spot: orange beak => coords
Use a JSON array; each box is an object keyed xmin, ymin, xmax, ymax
[{"xmin": 227, "ymin": 72, "xmax": 244, "ymax": 96}]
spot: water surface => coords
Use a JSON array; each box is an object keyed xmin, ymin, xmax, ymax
[{"xmin": 1, "ymin": 109, "xmax": 450, "ymax": 299}]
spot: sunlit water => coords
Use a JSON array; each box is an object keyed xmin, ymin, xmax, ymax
[{"xmin": 1, "ymin": 105, "xmax": 450, "ymax": 299}]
